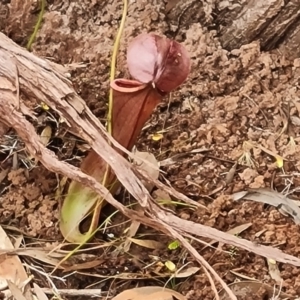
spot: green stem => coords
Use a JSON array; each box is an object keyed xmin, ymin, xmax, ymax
[
  {"xmin": 107, "ymin": 0, "xmax": 128, "ymax": 136},
  {"xmin": 27, "ymin": 0, "xmax": 46, "ymax": 51}
]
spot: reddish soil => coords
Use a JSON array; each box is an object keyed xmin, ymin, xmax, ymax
[{"xmin": 1, "ymin": 0, "xmax": 300, "ymax": 299}]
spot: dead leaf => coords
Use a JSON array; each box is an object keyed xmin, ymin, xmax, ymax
[
  {"xmin": 0, "ymin": 248, "xmax": 64, "ymax": 268},
  {"xmin": 0, "ymin": 226, "xmax": 30, "ymax": 294},
  {"xmin": 229, "ymin": 270, "xmax": 257, "ymax": 281},
  {"xmin": 7, "ymin": 281, "xmax": 27, "ymax": 300},
  {"xmin": 153, "ymin": 189, "xmax": 172, "ymax": 203},
  {"xmin": 267, "ymin": 258, "xmax": 282, "ymax": 283},
  {"xmin": 203, "ymin": 223, "xmax": 252, "ymax": 251},
  {"xmin": 290, "ymin": 115, "xmax": 300, "ymax": 126},
  {"xmin": 216, "ymin": 281, "xmax": 293, "ymax": 300},
  {"xmin": 40, "ymin": 125, "xmax": 52, "ymax": 146},
  {"xmin": 76, "ymin": 143, "xmax": 90, "ymax": 152},
  {"xmin": 175, "ymin": 266, "xmax": 200, "ymax": 278},
  {"xmin": 33, "ymin": 283, "xmax": 48, "ymax": 300},
  {"xmin": 232, "ymin": 188, "xmax": 300, "ymax": 224},
  {"xmin": 132, "ymin": 150, "xmax": 160, "ymax": 192},
  {"xmin": 225, "ymin": 162, "xmax": 237, "ymax": 185},
  {"xmin": 126, "ymin": 237, "xmax": 163, "ymax": 250},
  {"xmin": 12, "ymin": 235, "xmax": 23, "ymax": 249},
  {"xmin": 226, "ymin": 223, "xmax": 252, "ymax": 235},
  {"xmin": 123, "ymin": 205, "xmax": 143, "ymax": 252},
  {"xmin": 112, "ymin": 286, "xmax": 186, "ymax": 300}
]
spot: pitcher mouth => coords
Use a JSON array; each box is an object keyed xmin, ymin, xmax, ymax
[
  {"xmin": 111, "ymin": 78, "xmax": 168, "ymax": 97},
  {"xmin": 110, "ymin": 79, "xmax": 148, "ymax": 93}
]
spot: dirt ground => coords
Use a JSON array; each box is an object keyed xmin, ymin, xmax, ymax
[{"xmin": 2, "ymin": 0, "xmax": 300, "ymax": 299}]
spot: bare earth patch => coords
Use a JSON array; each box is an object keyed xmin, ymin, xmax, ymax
[{"xmin": 2, "ymin": 0, "xmax": 300, "ymax": 299}]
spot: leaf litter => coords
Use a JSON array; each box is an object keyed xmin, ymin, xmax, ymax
[
  {"xmin": 232, "ymin": 188, "xmax": 300, "ymax": 224},
  {"xmin": 112, "ymin": 286, "xmax": 186, "ymax": 300},
  {"xmin": 0, "ymin": 225, "xmax": 47, "ymax": 300}
]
